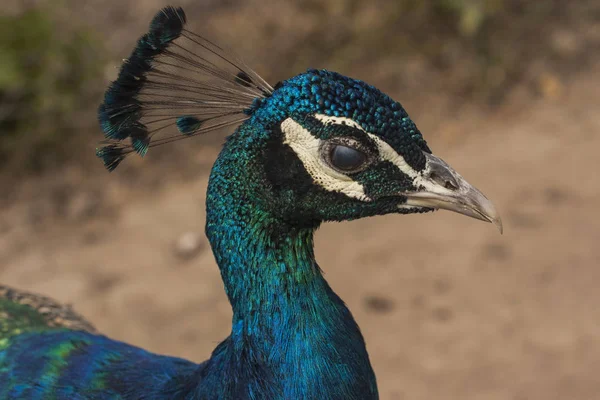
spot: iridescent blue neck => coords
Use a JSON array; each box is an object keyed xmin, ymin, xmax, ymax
[{"xmin": 195, "ymin": 125, "xmax": 378, "ymax": 399}]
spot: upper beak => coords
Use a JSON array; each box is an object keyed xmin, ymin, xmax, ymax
[{"xmin": 404, "ymin": 153, "xmax": 503, "ymax": 234}]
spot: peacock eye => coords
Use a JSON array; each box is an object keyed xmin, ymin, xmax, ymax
[{"xmin": 328, "ymin": 144, "xmax": 368, "ymax": 172}]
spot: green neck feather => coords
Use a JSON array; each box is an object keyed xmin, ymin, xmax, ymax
[{"xmin": 201, "ymin": 124, "xmax": 379, "ymax": 399}]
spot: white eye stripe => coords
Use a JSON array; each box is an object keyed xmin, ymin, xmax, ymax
[
  {"xmin": 313, "ymin": 114, "xmax": 365, "ymax": 131},
  {"xmin": 313, "ymin": 114, "xmax": 422, "ymax": 179},
  {"xmin": 369, "ymin": 134, "xmax": 441, "ymax": 193},
  {"xmin": 313, "ymin": 114, "xmax": 420, "ymax": 178},
  {"xmin": 367, "ymin": 135, "xmax": 419, "ymax": 178}
]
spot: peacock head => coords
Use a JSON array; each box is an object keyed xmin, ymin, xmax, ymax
[{"xmin": 97, "ymin": 6, "xmax": 502, "ymax": 232}]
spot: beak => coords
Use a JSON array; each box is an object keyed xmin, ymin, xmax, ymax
[{"xmin": 404, "ymin": 153, "xmax": 503, "ymax": 234}]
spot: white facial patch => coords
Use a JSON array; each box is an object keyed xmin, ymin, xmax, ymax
[
  {"xmin": 281, "ymin": 118, "xmax": 369, "ymax": 201},
  {"xmin": 281, "ymin": 114, "xmax": 437, "ymax": 203}
]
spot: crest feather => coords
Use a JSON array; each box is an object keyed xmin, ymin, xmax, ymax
[{"xmin": 97, "ymin": 6, "xmax": 272, "ymax": 170}]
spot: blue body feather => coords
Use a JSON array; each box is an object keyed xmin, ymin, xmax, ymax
[{"xmin": 1, "ymin": 117, "xmax": 380, "ymax": 399}]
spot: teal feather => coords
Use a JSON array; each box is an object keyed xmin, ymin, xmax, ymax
[{"xmin": 176, "ymin": 116, "xmax": 203, "ymax": 135}]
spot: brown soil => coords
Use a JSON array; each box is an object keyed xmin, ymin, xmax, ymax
[{"xmin": 1, "ymin": 14, "xmax": 600, "ymax": 400}]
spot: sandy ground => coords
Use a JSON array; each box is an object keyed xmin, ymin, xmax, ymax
[{"xmin": 1, "ymin": 62, "xmax": 599, "ymax": 399}]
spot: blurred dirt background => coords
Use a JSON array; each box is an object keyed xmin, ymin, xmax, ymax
[{"xmin": 1, "ymin": 1, "xmax": 600, "ymax": 399}]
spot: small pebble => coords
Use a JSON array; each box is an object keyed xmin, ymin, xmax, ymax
[
  {"xmin": 174, "ymin": 231, "xmax": 204, "ymax": 260},
  {"xmin": 364, "ymin": 295, "xmax": 395, "ymax": 313}
]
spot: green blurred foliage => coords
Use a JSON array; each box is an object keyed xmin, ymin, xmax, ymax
[
  {"xmin": 259, "ymin": 0, "xmax": 567, "ymax": 102},
  {"xmin": 434, "ymin": 0, "xmax": 504, "ymax": 37},
  {"xmin": 0, "ymin": 8, "xmax": 103, "ymax": 172}
]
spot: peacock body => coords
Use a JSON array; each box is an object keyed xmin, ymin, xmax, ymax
[{"xmin": 0, "ymin": 6, "xmax": 501, "ymax": 399}]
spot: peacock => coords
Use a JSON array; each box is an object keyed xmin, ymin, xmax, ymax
[{"xmin": 0, "ymin": 6, "xmax": 502, "ymax": 399}]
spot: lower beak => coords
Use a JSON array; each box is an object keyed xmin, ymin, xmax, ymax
[{"xmin": 405, "ymin": 153, "xmax": 503, "ymax": 234}]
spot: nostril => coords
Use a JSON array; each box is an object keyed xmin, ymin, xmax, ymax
[
  {"xmin": 444, "ymin": 180, "xmax": 458, "ymax": 191},
  {"xmin": 429, "ymin": 171, "xmax": 458, "ymax": 191}
]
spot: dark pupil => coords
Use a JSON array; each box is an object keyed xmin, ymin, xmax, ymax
[{"xmin": 330, "ymin": 145, "xmax": 367, "ymax": 171}]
